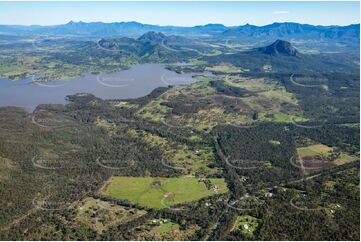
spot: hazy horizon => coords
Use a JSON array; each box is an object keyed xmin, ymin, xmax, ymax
[
  {"xmin": 0, "ymin": 1, "xmax": 359, "ymax": 27},
  {"xmin": 2, "ymin": 19, "xmax": 360, "ymax": 28}
]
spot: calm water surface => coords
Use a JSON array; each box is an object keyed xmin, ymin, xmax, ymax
[{"xmin": 0, "ymin": 64, "xmax": 212, "ymax": 111}]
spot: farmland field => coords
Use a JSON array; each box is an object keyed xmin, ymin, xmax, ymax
[
  {"xmin": 297, "ymin": 144, "xmax": 334, "ymax": 158},
  {"xmin": 296, "ymin": 143, "xmax": 358, "ymax": 175},
  {"xmin": 101, "ymin": 176, "xmax": 228, "ymax": 208}
]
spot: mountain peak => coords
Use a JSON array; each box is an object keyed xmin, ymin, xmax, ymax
[
  {"xmin": 137, "ymin": 31, "xmax": 167, "ymax": 45},
  {"xmin": 257, "ymin": 39, "xmax": 299, "ymax": 56}
]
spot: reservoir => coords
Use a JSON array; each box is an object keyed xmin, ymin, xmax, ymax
[{"xmin": 0, "ymin": 64, "xmax": 211, "ymax": 111}]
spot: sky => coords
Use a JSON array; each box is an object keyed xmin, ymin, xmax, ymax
[{"xmin": 0, "ymin": 1, "xmax": 359, "ymax": 26}]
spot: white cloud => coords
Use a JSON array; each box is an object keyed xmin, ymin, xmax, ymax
[{"xmin": 272, "ymin": 11, "xmax": 289, "ymax": 15}]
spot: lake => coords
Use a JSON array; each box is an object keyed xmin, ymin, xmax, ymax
[{"xmin": 0, "ymin": 64, "xmax": 212, "ymax": 111}]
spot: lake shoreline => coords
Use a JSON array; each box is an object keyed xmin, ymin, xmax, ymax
[{"xmin": 0, "ymin": 63, "xmax": 212, "ymax": 112}]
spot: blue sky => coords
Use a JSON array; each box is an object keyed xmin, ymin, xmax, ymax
[{"xmin": 0, "ymin": 1, "xmax": 359, "ymax": 26}]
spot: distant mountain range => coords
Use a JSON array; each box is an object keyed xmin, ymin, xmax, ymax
[
  {"xmin": 222, "ymin": 22, "xmax": 360, "ymax": 42},
  {"xmin": 0, "ymin": 21, "xmax": 359, "ymax": 44}
]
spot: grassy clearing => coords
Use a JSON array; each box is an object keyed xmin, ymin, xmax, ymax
[
  {"xmin": 222, "ymin": 111, "xmax": 255, "ymax": 124},
  {"xmin": 242, "ymin": 95, "xmax": 301, "ymax": 121},
  {"xmin": 297, "ymin": 144, "xmax": 333, "ymax": 158},
  {"xmin": 259, "ymin": 112, "xmax": 306, "ymax": 123},
  {"xmin": 206, "ymin": 64, "xmax": 246, "ymax": 74},
  {"xmin": 259, "ymin": 89, "xmax": 298, "ymax": 106},
  {"xmin": 111, "ymin": 101, "xmax": 139, "ymax": 109},
  {"xmin": 232, "ymin": 215, "xmax": 261, "ymax": 236},
  {"xmin": 333, "ymin": 153, "xmax": 359, "ymax": 165},
  {"xmin": 189, "ymin": 76, "xmax": 217, "ymax": 95},
  {"xmin": 102, "ymin": 176, "xmax": 228, "ymax": 209},
  {"xmin": 136, "ymin": 218, "xmax": 200, "ymax": 240},
  {"xmin": 151, "ymin": 221, "xmax": 180, "ymax": 234},
  {"xmin": 224, "ymin": 76, "xmax": 274, "ymax": 92}
]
